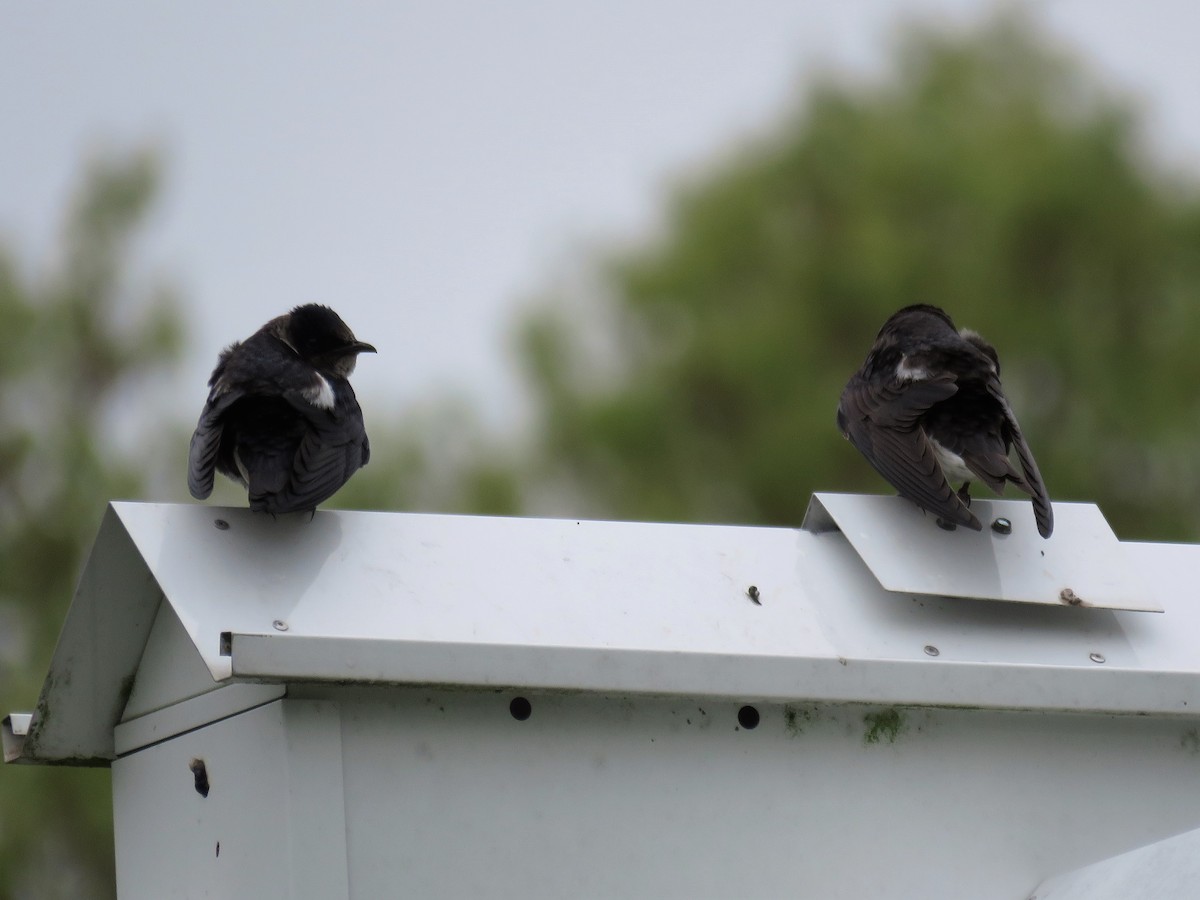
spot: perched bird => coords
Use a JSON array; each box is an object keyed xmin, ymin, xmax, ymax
[
  {"xmin": 188, "ymin": 304, "xmax": 375, "ymax": 515},
  {"xmin": 836, "ymin": 304, "xmax": 1053, "ymax": 538}
]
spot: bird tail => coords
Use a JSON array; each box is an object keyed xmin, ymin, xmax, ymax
[
  {"xmin": 984, "ymin": 381, "xmax": 1054, "ymax": 539},
  {"xmin": 1010, "ymin": 430, "xmax": 1053, "ymax": 538}
]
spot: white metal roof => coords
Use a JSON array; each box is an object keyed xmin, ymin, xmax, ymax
[
  {"xmin": 803, "ymin": 492, "xmax": 1159, "ymax": 610},
  {"xmin": 5, "ymin": 496, "xmax": 1199, "ymax": 764}
]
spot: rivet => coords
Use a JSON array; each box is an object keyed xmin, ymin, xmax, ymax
[
  {"xmin": 991, "ymin": 517, "xmax": 1012, "ymax": 535},
  {"xmin": 747, "ymin": 585, "xmax": 761, "ymax": 605},
  {"xmin": 924, "ymin": 645, "xmax": 940, "ymax": 657},
  {"xmin": 1089, "ymin": 652, "xmax": 1106, "ymax": 664},
  {"xmin": 272, "ymin": 619, "xmax": 289, "ymax": 632},
  {"xmin": 213, "ymin": 519, "xmax": 230, "ymax": 531}
]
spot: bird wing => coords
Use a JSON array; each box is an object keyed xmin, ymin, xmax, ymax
[
  {"xmin": 941, "ymin": 374, "xmax": 1054, "ymax": 538},
  {"xmin": 840, "ymin": 374, "xmax": 982, "ymax": 530},
  {"xmin": 941, "ymin": 413, "xmax": 1022, "ymax": 498},
  {"xmin": 249, "ymin": 386, "xmax": 368, "ymax": 514},
  {"xmin": 187, "ymin": 382, "xmax": 244, "ymax": 499}
]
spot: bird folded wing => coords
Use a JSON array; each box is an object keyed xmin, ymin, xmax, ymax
[
  {"xmin": 187, "ymin": 388, "xmax": 242, "ymax": 499},
  {"xmin": 844, "ymin": 376, "xmax": 981, "ymax": 530},
  {"xmin": 987, "ymin": 381, "xmax": 1054, "ymax": 538},
  {"xmin": 859, "ymin": 417, "xmax": 982, "ymax": 531},
  {"xmin": 253, "ymin": 419, "xmax": 365, "ymax": 515}
]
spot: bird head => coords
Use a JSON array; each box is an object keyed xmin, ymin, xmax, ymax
[{"xmin": 286, "ymin": 304, "xmax": 377, "ymax": 377}]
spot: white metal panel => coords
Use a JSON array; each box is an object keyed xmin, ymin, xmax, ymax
[
  {"xmin": 1032, "ymin": 824, "xmax": 1200, "ymax": 899},
  {"xmin": 225, "ymin": 632, "xmax": 1200, "ymax": 715},
  {"xmin": 113, "ymin": 700, "xmax": 293, "ymax": 900},
  {"xmin": 794, "ymin": 530, "xmax": 1141, "ymax": 669},
  {"xmin": 112, "ymin": 699, "xmax": 350, "ymax": 900},
  {"xmin": 15, "ymin": 506, "xmax": 163, "ymax": 764},
  {"xmin": 122, "ymin": 599, "xmax": 222, "ymax": 720},
  {"xmin": 111, "ymin": 501, "xmax": 832, "ymax": 680},
  {"xmin": 803, "ymin": 493, "xmax": 1158, "ymax": 611},
  {"xmin": 1, "ymin": 714, "xmax": 30, "ymax": 763},
  {"xmin": 1118, "ymin": 541, "xmax": 1200, "ymax": 672},
  {"xmin": 12, "ymin": 500, "xmax": 1200, "ymax": 764},
  {"xmin": 327, "ymin": 687, "xmax": 1200, "ymax": 900},
  {"xmin": 282, "ymin": 701, "xmax": 349, "ymax": 900},
  {"xmin": 114, "ymin": 683, "xmax": 285, "ymax": 755}
]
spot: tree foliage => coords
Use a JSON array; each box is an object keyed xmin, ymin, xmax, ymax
[
  {"xmin": 0, "ymin": 150, "xmax": 182, "ymax": 900},
  {"xmin": 333, "ymin": 399, "xmax": 522, "ymax": 517},
  {"xmin": 515, "ymin": 14, "xmax": 1200, "ymax": 541}
]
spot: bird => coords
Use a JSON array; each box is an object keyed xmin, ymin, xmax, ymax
[
  {"xmin": 836, "ymin": 304, "xmax": 1053, "ymax": 538},
  {"xmin": 188, "ymin": 304, "xmax": 376, "ymax": 515}
]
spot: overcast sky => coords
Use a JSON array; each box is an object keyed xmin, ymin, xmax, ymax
[{"xmin": 3, "ymin": 1, "xmax": 1199, "ymax": 443}]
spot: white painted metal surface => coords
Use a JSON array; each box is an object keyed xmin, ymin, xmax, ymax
[
  {"xmin": 803, "ymin": 493, "xmax": 1159, "ymax": 611},
  {"xmin": 10, "ymin": 508, "xmax": 163, "ymax": 763},
  {"xmin": 1, "ymin": 713, "xmax": 30, "ymax": 763},
  {"xmin": 221, "ymin": 631, "xmax": 1200, "ymax": 715},
  {"xmin": 116, "ymin": 600, "xmax": 286, "ymax": 753},
  {"xmin": 6, "ymin": 498, "xmax": 1200, "ymax": 898},
  {"xmin": 340, "ymin": 690, "xmax": 1198, "ymax": 900},
  {"xmin": 1032, "ymin": 823, "xmax": 1200, "ymax": 899},
  {"xmin": 110, "ymin": 688, "xmax": 1200, "ymax": 900},
  {"xmin": 8, "ymin": 499, "xmax": 1200, "ymax": 763},
  {"xmin": 122, "ymin": 599, "xmax": 226, "ymax": 720},
  {"xmin": 113, "ymin": 683, "xmax": 284, "ymax": 756},
  {"xmin": 113, "ymin": 699, "xmax": 349, "ymax": 900}
]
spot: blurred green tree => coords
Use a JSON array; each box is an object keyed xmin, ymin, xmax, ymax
[
  {"xmin": 513, "ymin": 13, "xmax": 1200, "ymax": 541},
  {"xmin": 0, "ymin": 149, "xmax": 182, "ymax": 899},
  {"xmin": 333, "ymin": 397, "xmax": 521, "ymax": 518}
]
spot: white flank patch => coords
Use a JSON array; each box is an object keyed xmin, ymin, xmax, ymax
[
  {"xmin": 895, "ymin": 355, "xmax": 928, "ymax": 382},
  {"xmin": 233, "ymin": 447, "xmax": 250, "ymax": 486},
  {"xmin": 303, "ymin": 374, "xmax": 336, "ymax": 410},
  {"xmin": 931, "ymin": 439, "xmax": 974, "ymax": 483}
]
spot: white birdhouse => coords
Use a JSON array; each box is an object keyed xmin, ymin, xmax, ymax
[{"xmin": 4, "ymin": 497, "xmax": 1199, "ymax": 899}]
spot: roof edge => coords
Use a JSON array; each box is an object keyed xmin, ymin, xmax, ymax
[{"xmin": 18, "ymin": 504, "xmax": 165, "ymax": 765}]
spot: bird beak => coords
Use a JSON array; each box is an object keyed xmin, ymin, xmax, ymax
[{"xmin": 350, "ymin": 341, "xmax": 377, "ymax": 355}]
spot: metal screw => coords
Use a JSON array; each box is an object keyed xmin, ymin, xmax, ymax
[
  {"xmin": 272, "ymin": 620, "xmax": 289, "ymax": 632},
  {"xmin": 747, "ymin": 585, "xmax": 761, "ymax": 605},
  {"xmin": 924, "ymin": 645, "xmax": 940, "ymax": 657},
  {"xmin": 1089, "ymin": 652, "xmax": 1106, "ymax": 664},
  {"xmin": 991, "ymin": 517, "xmax": 1012, "ymax": 535},
  {"xmin": 213, "ymin": 519, "xmax": 230, "ymax": 531}
]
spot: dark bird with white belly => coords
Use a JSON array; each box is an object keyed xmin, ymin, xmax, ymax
[
  {"xmin": 836, "ymin": 304, "xmax": 1053, "ymax": 537},
  {"xmin": 188, "ymin": 304, "xmax": 375, "ymax": 515}
]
